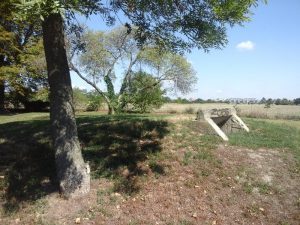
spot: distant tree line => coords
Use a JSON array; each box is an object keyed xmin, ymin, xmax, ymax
[
  {"xmin": 259, "ymin": 97, "xmax": 300, "ymax": 106},
  {"xmin": 163, "ymin": 97, "xmax": 300, "ymax": 105}
]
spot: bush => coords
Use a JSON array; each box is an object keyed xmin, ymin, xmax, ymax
[
  {"xmin": 184, "ymin": 107, "xmax": 194, "ymax": 114},
  {"xmin": 85, "ymin": 92, "xmax": 103, "ymax": 111},
  {"xmin": 125, "ymin": 71, "xmax": 165, "ymax": 113},
  {"xmin": 86, "ymin": 101, "xmax": 101, "ymax": 111}
]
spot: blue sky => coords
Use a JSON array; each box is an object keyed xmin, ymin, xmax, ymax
[{"xmin": 71, "ymin": 1, "xmax": 300, "ymax": 100}]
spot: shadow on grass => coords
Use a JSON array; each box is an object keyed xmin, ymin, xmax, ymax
[
  {"xmin": 0, "ymin": 114, "xmax": 169, "ymax": 213},
  {"xmin": 77, "ymin": 114, "xmax": 169, "ymax": 194},
  {"xmin": 0, "ymin": 119, "xmax": 56, "ymax": 214}
]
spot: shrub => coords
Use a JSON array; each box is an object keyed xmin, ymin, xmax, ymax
[
  {"xmin": 184, "ymin": 107, "xmax": 194, "ymax": 114},
  {"xmin": 125, "ymin": 72, "xmax": 165, "ymax": 113}
]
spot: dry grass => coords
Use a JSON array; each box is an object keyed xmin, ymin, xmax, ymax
[
  {"xmin": 155, "ymin": 103, "xmax": 300, "ymax": 120},
  {"xmin": 1, "ymin": 113, "xmax": 300, "ymax": 224}
]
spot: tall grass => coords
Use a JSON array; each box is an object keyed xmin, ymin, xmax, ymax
[{"xmin": 155, "ymin": 103, "xmax": 300, "ymax": 120}]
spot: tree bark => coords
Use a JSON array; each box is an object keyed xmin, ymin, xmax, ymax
[
  {"xmin": 0, "ymin": 79, "xmax": 4, "ymax": 111},
  {"xmin": 0, "ymin": 55, "xmax": 6, "ymax": 112},
  {"xmin": 103, "ymin": 75, "xmax": 117, "ymax": 114},
  {"xmin": 42, "ymin": 13, "xmax": 90, "ymax": 198}
]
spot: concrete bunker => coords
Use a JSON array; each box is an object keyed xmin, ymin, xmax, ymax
[{"xmin": 196, "ymin": 108, "xmax": 249, "ymax": 141}]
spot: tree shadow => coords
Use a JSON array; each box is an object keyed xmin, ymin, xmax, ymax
[
  {"xmin": 77, "ymin": 114, "xmax": 169, "ymax": 195},
  {"xmin": 0, "ymin": 120, "xmax": 57, "ymax": 214},
  {"xmin": 0, "ymin": 114, "xmax": 169, "ymax": 213}
]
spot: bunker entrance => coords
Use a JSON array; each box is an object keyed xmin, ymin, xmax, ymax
[{"xmin": 196, "ymin": 108, "xmax": 249, "ymax": 141}]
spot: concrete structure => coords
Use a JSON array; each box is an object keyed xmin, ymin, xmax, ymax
[{"xmin": 196, "ymin": 108, "xmax": 249, "ymax": 141}]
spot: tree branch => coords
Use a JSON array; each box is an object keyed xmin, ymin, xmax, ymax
[{"xmin": 69, "ymin": 62, "xmax": 111, "ymax": 105}]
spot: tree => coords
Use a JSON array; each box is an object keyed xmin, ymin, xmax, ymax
[
  {"xmin": 69, "ymin": 27, "xmax": 196, "ymax": 114},
  {"xmin": 259, "ymin": 97, "xmax": 267, "ymax": 104},
  {"xmin": 12, "ymin": 39, "xmax": 48, "ymax": 110},
  {"xmin": 0, "ymin": 0, "xmax": 43, "ymax": 111},
  {"xmin": 15, "ymin": 0, "xmax": 263, "ymax": 197},
  {"xmin": 294, "ymin": 98, "xmax": 300, "ymax": 105},
  {"xmin": 125, "ymin": 71, "xmax": 165, "ymax": 113},
  {"xmin": 69, "ymin": 27, "xmax": 140, "ymax": 114}
]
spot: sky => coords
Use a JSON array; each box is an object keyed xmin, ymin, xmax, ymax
[{"xmin": 71, "ymin": 0, "xmax": 300, "ymax": 100}]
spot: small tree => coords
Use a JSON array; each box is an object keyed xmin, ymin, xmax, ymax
[{"xmin": 125, "ymin": 71, "xmax": 165, "ymax": 113}]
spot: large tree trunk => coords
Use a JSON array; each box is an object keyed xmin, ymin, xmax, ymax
[{"xmin": 42, "ymin": 13, "xmax": 90, "ymax": 198}]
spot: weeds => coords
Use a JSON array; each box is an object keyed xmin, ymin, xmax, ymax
[{"xmin": 183, "ymin": 151, "xmax": 193, "ymax": 165}]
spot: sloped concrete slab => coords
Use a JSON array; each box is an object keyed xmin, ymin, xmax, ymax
[{"xmin": 196, "ymin": 108, "xmax": 249, "ymax": 141}]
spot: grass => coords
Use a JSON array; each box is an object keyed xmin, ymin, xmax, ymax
[
  {"xmin": 155, "ymin": 103, "xmax": 300, "ymax": 120},
  {"xmin": 0, "ymin": 112, "xmax": 49, "ymax": 124},
  {"xmin": 0, "ymin": 112, "xmax": 170, "ymax": 214},
  {"xmin": 229, "ymin": 118, "xmax": 300, "ymax": 171},
  {"xmin": 1, "ymin": 111, "xmax": 300, "ymax": 222},
  {"xmin": 242, "ymin": 181, "xmax": 273, "ymax": 195}
]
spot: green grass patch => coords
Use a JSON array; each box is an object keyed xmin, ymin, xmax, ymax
[
  {"xmin": 182, "ymin": 151, "xmax": 193, "ymax": 166},
  {"xmin": 0, "ymin": 112, "xmax": 49, "ymax": 124},
  {"xmin": 229, "ymin": 118, "xmax": 300, "ymax": 171}
]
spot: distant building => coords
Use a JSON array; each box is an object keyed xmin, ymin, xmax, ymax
[{"xmin": 227, "ymin": 98, "xmax": 258, "ymax": 104}]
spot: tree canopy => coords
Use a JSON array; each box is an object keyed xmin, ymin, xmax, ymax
[
  {"xmin": 69, "ymin": 27, "xmax": 196, "ymax": 114},
  {"xmin": 0, "ymin": 0, "xmax": 46, "ymax": 110},
  {"xmin": 15, "ymin": 0, "xmax": 263, "ymax": 53}
]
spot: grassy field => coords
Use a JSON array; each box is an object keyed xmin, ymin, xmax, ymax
[
  {"xmin": 0, "ymin": 112, "xmax": 299, "ymax": 224},
  {"xmin": 155, "ymin": 103, "xmax": 300, "ymax": 120}
]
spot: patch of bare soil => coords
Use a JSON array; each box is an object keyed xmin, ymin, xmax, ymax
[
  {"xmin": 2, "ymin": 144, "xmax": 299, "ymax": 225},
  {"xmin": 104, "ymin": 146, "xmax": 298, "ymax": 225}
]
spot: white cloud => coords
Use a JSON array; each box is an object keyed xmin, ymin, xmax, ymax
[
  {"xmin": 236, "ymin": 41, "xmax": 255, "ymax": 51},
  {"xmin": 216, "ymin": 89, "xmax": 223, "ymax": 93}
]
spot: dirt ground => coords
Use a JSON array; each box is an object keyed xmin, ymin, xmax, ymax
[
  {"xmin": 3, "ymin": 145, "xmax": 298, "ymax": 225},
  {"xmin": 1, "ymin": 116, "xmax": 299, "ymax": 225}
]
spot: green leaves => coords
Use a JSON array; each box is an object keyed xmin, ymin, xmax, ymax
[
  {"xmin": 126, "ymin": 71, "xmax": 165, "ymax": 113},
  {"xmin": 112, "ymin": 0, "xmax": 264, "ymax": 52},
  {"xmin": 14, "ymin": 0, "xmax": 62, "ymax": 22}
]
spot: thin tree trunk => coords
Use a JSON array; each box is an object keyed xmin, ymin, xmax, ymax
[
  {"xmin": 42, "ymin": 13, "xmax": 90, "ymax": 198},
  {"xmin": 70, "ymin": 64, "xmax": 115, "ymax": 115},
  {"xmin": 0, "ymin": 79, "xmax": 4, "ymax": 111},
  {"xmin": 0, "ymin": 55, "xmax": 6, "ymax": 112},
  {"xmin": 104, "ymin": 75, "xmax": 117, "ymax": 114}
]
